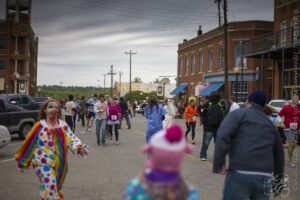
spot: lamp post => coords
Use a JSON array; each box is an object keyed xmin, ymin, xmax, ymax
[{"xmin": 233, "ymin": 67, "xmax": 241, "ymax": 102}]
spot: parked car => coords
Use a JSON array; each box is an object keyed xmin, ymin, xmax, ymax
[
  {"xmin": 0, "ymin": 125, "xmax": 11, "ymax": 148},
  {"xmin": 0, "ymin": 94, "xmax": 41, "ymax": 110},
  {"xmin": 268, "ymin": 100, "xmax": 289, "ymax": 113},
  {"xmin": 32, "ymin": 96, "xmax": 49, "ymax": 104},
  {"xmin": 0, "ymin": 99, "xmax": 38, "ymax": 140}
]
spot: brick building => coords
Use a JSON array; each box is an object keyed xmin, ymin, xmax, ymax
[
  {"xmin": 175, "ymin": 20, "xmax": 273, "ymax": 104},
  {"xmin": 0, "ymin": 0, "xmax": 38, "ymax": 96},
  {"xmin": 243, "ymin": 0, "xmax": 300, "ymax": 99}
]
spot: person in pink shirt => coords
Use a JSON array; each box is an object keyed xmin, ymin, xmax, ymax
[
  {"xmin": 278, "ymin": 94, "xmax": 300, "ymax": 167},
  {"xmin": 107, "ymin": 96, "xmax": 122, "ymax": 145}
]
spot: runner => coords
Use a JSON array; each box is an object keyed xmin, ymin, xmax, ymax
[
  {"xmin": 184, "ymin": 99, "xmax": 197, "ymax": 144},
  {"xmin": 144, "ymin": 95, "xmax": 166, "ymax": 143},
  {"xmin": 94, "ymin": 94, "xmax": 108, "ymax": 146},
  {"xmin": 107, "ymin": 96, "xmax": 122, "ymax": 145},
  {"xmin": 15, "ymin": 99, "xmax": 88, "ymax": 200},
  {"xmin": 86, "ymin": 94, "xmax": 98, "ymax": 133}
]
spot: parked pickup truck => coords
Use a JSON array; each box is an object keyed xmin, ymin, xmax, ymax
[
  {"xmin": 0, "ymin": 94, "xmax": 41, "ymax": 110},
  {"xmin": 0, "ymin": 99, "xmax": 38, "ymax": 140}
]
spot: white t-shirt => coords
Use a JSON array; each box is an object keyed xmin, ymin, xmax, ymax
[
  {"xmin": 229, "ymin": 102, "xmax": 240, "ymax": 112},
  {"xmin": 65, "ymin": 101, "xmax": 76, "ymax": 116}
]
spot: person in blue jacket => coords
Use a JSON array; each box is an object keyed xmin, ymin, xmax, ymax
[{"xmin": 144, "ymin": 95, "xmax": 166, "ymax": 143}]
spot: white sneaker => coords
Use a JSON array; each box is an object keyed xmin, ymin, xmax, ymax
[
  {"xmin": 115, "ymin": 141, "xmax": 119, "ymax": 145},
  {"xmin": 201, "ymin": 158, "xmax": 207, "ymax": 161}
]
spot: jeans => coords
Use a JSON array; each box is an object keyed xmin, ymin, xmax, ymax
[
  {"xmin": 223, "ymin": 171, "xmax": 271, "ymax": 200},
  {"xmin": 95, "ymin": 119, "xmax": 106, "ymax": 143},
  {"xmin": 200, "ymin": 131, "xmax": 215, "ymax": 158}
]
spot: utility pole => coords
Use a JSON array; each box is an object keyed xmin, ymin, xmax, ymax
[
  {"xmin": 107, "ymin": 65, "xmax": 116, "ymax": 97},
  {"xmin": 102, "ymin": 74, "xmax": 106, "ymax": 95},
  {"xmin": 223, "ymin": 0, "xmax": 229, "ymax": 100},
  {"xmin": 216, "ymin": 0, "xmax": 229, "ymax": 100},
  {"xmin": 119, "ymin": 71, "xmax": 123, "ymax": 97},
  {"xmin": 125, "ymin": 50, "xmax": 137, "ymax": 96}
]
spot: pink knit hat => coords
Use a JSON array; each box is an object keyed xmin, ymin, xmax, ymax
[{"xmin": 143, "ymin": 125, "xmax": 193, "ymax": 172}]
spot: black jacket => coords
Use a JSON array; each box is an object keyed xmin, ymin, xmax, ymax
[{"xmin": 213, "ymin": 103, "xmax": 284, "ymax": 177}]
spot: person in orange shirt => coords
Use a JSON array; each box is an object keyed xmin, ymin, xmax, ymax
[{"xmin": 184, "ymin": 99, "xmax": 198, "ymax": 144}]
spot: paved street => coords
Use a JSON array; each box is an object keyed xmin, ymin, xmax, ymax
[{"xmin": 0, "ymin": 115, "xmax": 299, "ymax": 200}]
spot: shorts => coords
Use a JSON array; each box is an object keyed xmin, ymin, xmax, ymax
[
  {"xmin": 284, "ymin": 129, "xmax": 299, "ymax": 143},
  {"xmin": 86, "ymin": 111, "xmax": 95, "ymax": 119}
]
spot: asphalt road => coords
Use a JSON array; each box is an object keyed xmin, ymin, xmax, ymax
[{"xmin": 0, "ymin": 114, "xmax": 299, "ymax": 200}]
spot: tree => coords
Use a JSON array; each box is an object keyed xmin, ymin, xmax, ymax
[
  {"xmin": 133, "ymin": 77, "xmax": 142, "ymax": 83},
  {"xmin": 153, "ymin": 78, "xmax": 160, "ymax": 83},
  {"xmin": 124, "ymin": 91, "xmax": 148, "ymax": 102}
]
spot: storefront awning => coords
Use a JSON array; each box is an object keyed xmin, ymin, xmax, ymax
[
  {"xmin": 170, "ymin": 83, "xmax": 188, "ymax": 96},
  {"xmin": 199, "ymin": 82, "xmax": 224, "ymax": 96}
]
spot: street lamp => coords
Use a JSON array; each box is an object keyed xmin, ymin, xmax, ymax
[{"xmin": 233, "ymin": 67, "xmax": 241, "ymax": 102}]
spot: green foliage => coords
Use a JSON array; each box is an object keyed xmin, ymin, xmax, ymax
[
  {"xmin": 123, "ymin": 91, "xmax": 148, "ymax": 102},
  {"xmin": 37, "ymin": 85, "xmax": 111, "ymax": 100}
]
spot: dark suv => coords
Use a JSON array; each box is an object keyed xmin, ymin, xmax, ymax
[{"xmin": 0, "ymin": 94, "xmax": 40, "ymax": 110}]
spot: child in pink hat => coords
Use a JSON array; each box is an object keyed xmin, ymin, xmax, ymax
[{"xmin": 124, "ymin": 125, "xmax": 199, "ymax": 200}]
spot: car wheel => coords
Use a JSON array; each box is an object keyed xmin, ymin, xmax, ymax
[{"xmin": 19, "ymin": 123, "xmax": 33, "ymax": 140}]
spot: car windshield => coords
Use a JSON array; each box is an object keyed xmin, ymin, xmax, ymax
[{"xmin": 269, "ymin": 101, "xmax": 285, "ymax": 108}]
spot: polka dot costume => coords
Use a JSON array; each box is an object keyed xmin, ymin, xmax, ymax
[{"xmin": 16, "ymin": 119, "xmax": 88, "ymax": 200}]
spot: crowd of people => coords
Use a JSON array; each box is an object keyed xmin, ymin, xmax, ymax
[{"xmin": 13, "ymin": 90, "xmax": 300, "ymax": 199}]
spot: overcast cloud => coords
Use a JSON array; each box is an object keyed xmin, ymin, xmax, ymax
[{"xmin": 0, "ymin": 0, "xmax": 273, "ymax": 87}]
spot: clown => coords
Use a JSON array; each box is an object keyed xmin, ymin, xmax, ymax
[
  {"xmin": 124, "ymin": 125, "xmax": 199, "ymax": 200},
  {"xmin": 15, "ymin": 99, "xmax": 89, "ymax": 200}
]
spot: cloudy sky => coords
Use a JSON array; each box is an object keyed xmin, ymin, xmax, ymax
[{"xmin": 0, "ymin": 0, "xmax": 273, "ymax": 87}]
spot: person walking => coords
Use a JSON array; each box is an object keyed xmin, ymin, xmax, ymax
[
  {"xmin": 127, "ymin": 101, "xmax": 133, "ymax": 118},
  {"xmin": 163, "ymin": 99, "xmax": 177, "ymax": 128},
  {"xmin": 229, "ymin": 96, "xmax": 240, "ymax": 112},
  {"xmin": 15, "ymin": 99, "xmax": 88, "ymax": 200},
  {"xmin": 132, "ymin": 102, "xmax": 137, "ymax": 117},
  {"xmin": 107, "ymin": 96, "xmax": 122, "ymax": 145},
  {"xmin": 144, "ymin": 95, "xmax": 166, "ymax": 143},
  {"xmin": 184, "ymin": 99, "xmax": 197, "ymax": 144},
  {"xmin": 199, "ymin": 92, "xmax": 224, "ymax": 160},
  {"xmin": 213, "ymin": 90, "xmax": 284, "ymax": 200},
  {"xmin": 86, "ymin": 94, "xmax": 98, "ymax": 133},
  {"xmin": 119, "ymin": 97, "xmax": 131, "ymax": 129},
  {"xmin": 94, "ymin": 94, "xmax": 108, "ymax": 146},
  {"xmin": 278, "ymin": 94, "xmax": 300, "ymax": 167},
  {"xmin": 64, "ymin": 94, "xmax": 76, "ymax": 132},
  {"xmin": 124, "ymin": 125, "xmax": 199, "ymax": 200},
  {"xmin": 79, "ymin": 95, "xmax": 87, "ymax": 127}
]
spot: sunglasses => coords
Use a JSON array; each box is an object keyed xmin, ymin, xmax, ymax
[{"xmin": 47, "ymin": 104, "xmax": 60, "ymax": 110}]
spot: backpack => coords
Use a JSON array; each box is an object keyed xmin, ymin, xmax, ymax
[{"xmin": 207, "ymin": 102, "xmax": 224, "ymax": 127}]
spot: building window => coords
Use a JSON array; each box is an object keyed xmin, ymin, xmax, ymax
[
  {"xmin": 234, "ymin": 45, "xmax": 247, "ymax": 69},
  {"xmin": 0, "ymin": 37, "xmax": 5, "ymax": 49},
  {"xmin": 178, "ymin": 58, "xmax": 182, "ymax": 76},
  {"xmin": 280, "ymin": 21, "xmax": 287, "ymax": 47},
  {"xmin": 219, "ymin": 46, "xmax": 224, "ymax": 70},
  {"xmin": 185, "ymin": 56, "xmax": 189, "ymax": 75},
  {"xmin": 0, "ymin": 59, "xmax": 5, "ymax": 70},
  {"xmin": 198, "ymin": 50, "xmax": 203, "ymax": 73},
  {"xmin": 208, "ymin": 48, "xmax": 213, "ymax": 71},
  {"xmin": 191, "ymin": 54, "xmax": 195, "ymax": 74},
  {"xmin": 232, "ymin": 82, "xmax": 248, "ymax": 101}
]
